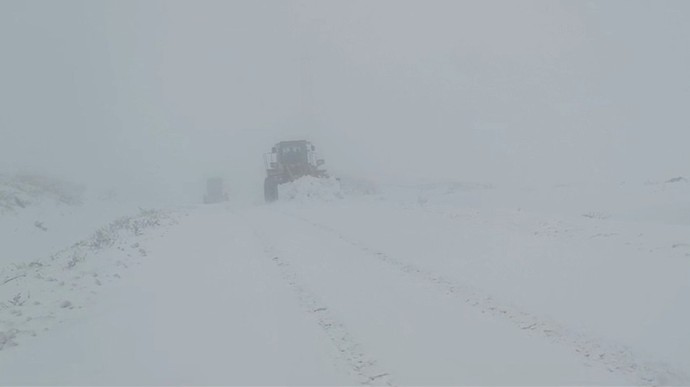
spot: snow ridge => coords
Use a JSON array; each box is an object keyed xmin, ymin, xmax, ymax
[
  {"xmin": 0, "ymin": 209, "xmax": 177, "ymax": 351},
  {"xmin": 277, "ymin": 176, "xmax": 343, "ymax": 202}
]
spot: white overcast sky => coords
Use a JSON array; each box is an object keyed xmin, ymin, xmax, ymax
[{"xmin": 1, "ymin": 0, "xmax": 689, "ymax": 196}]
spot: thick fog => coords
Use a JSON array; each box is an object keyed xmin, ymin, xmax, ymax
[
  {"xmin": 4, "ymin": 2, "xmax": 690, "ymax": 384},
  {"xmin": 2, "ymin": 0, "xmax": 689, "ymax": 202}
]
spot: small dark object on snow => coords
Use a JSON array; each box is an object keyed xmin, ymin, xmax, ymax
[
  {"xmin": 666, "ymin": 176, "xmax": 687, "ymax": 184},
  {"xmin": 14, "ymin": 196, "xmax": 26, "ymax": 208}
]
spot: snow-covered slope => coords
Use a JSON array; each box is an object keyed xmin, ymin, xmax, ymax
[
  {"xmin": 0, "ymin": 174, "xmax": 154, "ymax": 266},
  {"xmin": 0, "ymin": 174, "xmax": 84, "ymax": 215},
  {"xmin": 1, "ymin": 176, "xmax": 688, "ymax": 385}
]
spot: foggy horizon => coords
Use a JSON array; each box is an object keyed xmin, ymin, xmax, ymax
[{"xmin": 2, "ymin": 0, "xmax": 689, "ymax": 199}]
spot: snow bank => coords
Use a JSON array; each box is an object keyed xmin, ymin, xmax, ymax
[
  {"xmin": 0, "ymin": 209, "xmax": 177, "ymax": 351},
  {"xmin": 277, "ymin": 176, "xmax": 343, "ymax": 202}
]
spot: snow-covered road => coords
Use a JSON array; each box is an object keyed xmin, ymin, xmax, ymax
[
  {"xmin": 1, "ymin": 207, "xmax": 352, "ymax": 385},
  {"xmin": 1, "ymin": 188, "xmax": 689, "ymax": 385}
]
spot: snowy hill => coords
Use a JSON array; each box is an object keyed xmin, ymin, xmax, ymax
[{"xmin": 0, "ymin": 174, "xmax": 84, "ymax": 214}]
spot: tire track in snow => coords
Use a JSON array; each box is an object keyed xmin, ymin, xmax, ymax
[
  {"xmin": 244, "ymin": 217, "xmax": 394, "ymax": 386},
  {"xmin": 282, "ymin": 210, "xmax": 688, "ymax": 386}
]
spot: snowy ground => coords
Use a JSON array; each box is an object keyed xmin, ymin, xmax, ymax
[{"xmin": 1, "ymin": 176, "xmax": 689, "ymax": 385}]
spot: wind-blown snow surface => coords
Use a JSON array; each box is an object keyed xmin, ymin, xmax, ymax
[{"xmin": 1, "ymin": 176, "xmax": 689, "ymax": 385}]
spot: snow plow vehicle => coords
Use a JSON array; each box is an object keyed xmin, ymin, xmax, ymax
[{"xmin": 263, "ymin": 140, "xmax": 327, "ymax": 202}]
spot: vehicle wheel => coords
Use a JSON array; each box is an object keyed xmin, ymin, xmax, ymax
[{"xmin": 264, "ymin": 177, "xmax": 279, "ymax": 203}]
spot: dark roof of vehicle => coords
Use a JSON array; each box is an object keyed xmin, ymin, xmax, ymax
[{"xmin": 276, "ymin": 140, "xmax": 310, "ymax": 146}]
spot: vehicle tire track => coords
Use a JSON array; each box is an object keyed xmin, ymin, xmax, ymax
[
  {"xmin": 245, "ymin": 217, "xmax": 394, "ymax": 386},
  {"xmin": 281, "ymin": 210, "xmax": 688, "ymax": 386}
]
